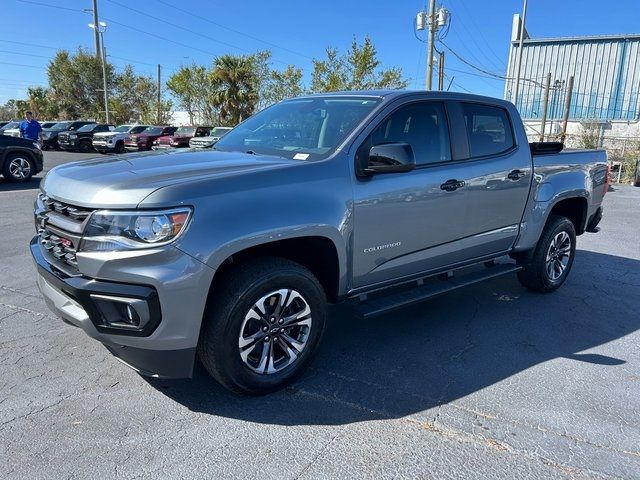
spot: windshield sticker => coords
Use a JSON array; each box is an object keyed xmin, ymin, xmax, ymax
[{"xmin": 293, "ymin": 153, "xmax": 310, "ymax": 160}]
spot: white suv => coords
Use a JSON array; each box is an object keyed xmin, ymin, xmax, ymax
[{"xmin": 92, "ymin": 124, "xmax": 151, "ymax": 154}]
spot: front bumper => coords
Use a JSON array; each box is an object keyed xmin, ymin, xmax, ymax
[
  {"xmin": 92, "ymin": 141, "xmax": 114, "ymax": 152},
  {"xmin": 31, "ymin": 236, "xmax": 214, "ymax": 378},
  {"xmin": 151, "ymin": 144, "xmax": 176, "ymax": 150}
]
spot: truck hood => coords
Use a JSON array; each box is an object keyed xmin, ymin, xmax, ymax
[
  {"xmin": 93, "ymin": 131, "xmax": 118, "ymax": 139},
  {"xmin": 41, "ymin": 150, "xmax": 295, "ymax": 208}
]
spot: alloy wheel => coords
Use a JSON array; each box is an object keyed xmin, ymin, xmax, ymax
[
  {"xmin": 545, "ymin": 231, "xmax": 571, "ymax": 281},
  {"xmin": 8, "ymin": 157, "xmax": 32, "ymax": 180},
  {"xmin": 238, "ymin": 289, "xmax": 312, "ymax": 374}
]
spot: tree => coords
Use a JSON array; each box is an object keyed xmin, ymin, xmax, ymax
[
  {"xmin": 263, "ymin": 65, "xmax": 304, "ymax": 106},
  {"xmin": 111, "ymin": 65, "xmax": 171, "ymax": 124},
  {"xmin": 311, "ymin": 36, "xmax": 407, "ymax": 92},
  {"xmin": 26, "ymin": 87, "xmax": 58, "ymax": 119},
  {"xmin": 47, "ymin": 48, "xmax": 116, "ymax": 121},
  {"xmin": 166, "ymin": 65, "xmax": 211, "ymax": 124},
  {"xmin": 209, "ymin": 54, "xmax": 258, "ymax": 125}
]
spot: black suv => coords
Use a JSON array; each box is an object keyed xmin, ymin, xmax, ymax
[
  {"xmin": 58, "ymin": 123, "xmax": 115, "ymax": 153},
  {"xmin": 41, "ymin": 121, "xmax": 97, "ymax": 150},
  {"xmin": 0, "ymin": 135, "xmax": 43, "ymax": 182}
]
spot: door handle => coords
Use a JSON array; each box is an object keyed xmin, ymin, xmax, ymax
[
  {"xmin": 440, "ymin": 179, "xmax": 466, "ymax": 192},
  {"xmin": 508, "ymin": 169, "xmax": 526, "ymax": 181}
]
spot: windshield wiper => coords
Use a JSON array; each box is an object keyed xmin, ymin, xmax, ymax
[{"xmin": 245, "ymin": 150, "xmax": 259, "ymax": 155}]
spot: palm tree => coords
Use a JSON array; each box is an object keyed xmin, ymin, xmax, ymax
[{"xmin": 209, "ymin": 55, "xmax": 258, "ymax": 125}]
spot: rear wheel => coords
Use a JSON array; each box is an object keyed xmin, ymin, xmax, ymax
[
  {"xmin": 517, "ymin": 215, "xmax": 576, "ymax": 292},
  {"xmin": 2, "ymin": 153, "xmax": 34, "ymax": 182},
  {"xmin": 198, "ymin": 257, "xmax": 327, "ymax": 395}
]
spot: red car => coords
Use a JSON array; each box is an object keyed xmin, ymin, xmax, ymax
[
  {"xmin": 151, "ymin": 126, "xmax": 211, "ymax": 150},
  {"xmin": 124, "ymin": 126, "xmax": 177, "ymax": 152}
]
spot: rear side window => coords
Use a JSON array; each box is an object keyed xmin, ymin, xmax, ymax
[
  {"xmin": 462, "ymin": 103, "xmax": 514, "ymax": 158},
  {"xmin": 370, "ymin": 102, "xmax": 451, "ymax": 165}
]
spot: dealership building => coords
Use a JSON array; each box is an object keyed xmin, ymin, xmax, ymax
[{"xmin": 504, "ymin": 15, "xmax": 640, "ymax": 148}]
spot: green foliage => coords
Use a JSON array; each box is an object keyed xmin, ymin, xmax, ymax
[
  {"xmin": 166, "ymin": 65, "xmax": 211, "ymax": 124},
  {"xmin": 578, "ymin": 121, "xmax": 601, "ymax": 149},
  {"xmin": 209, "ymin": 54, "xmax": 259, "ymax": 125},
  {"xmin": 262, "ymin": 65, "xmax": 304, "ymax": 107},
  {"xmin": 47, "ymin": 48, "xmax": 117, "ymax": 121},
  {"xmin": 311, "ymin": 36, "xmax": 407, "ymax": 92},
  {"xmin": 110, "ymin": 65, "xmax": 171, "ymax": 124}
]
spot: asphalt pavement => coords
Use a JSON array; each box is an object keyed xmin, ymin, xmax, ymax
[{"xmin": 1, "ymin": 151, "xmax": 639, "ymax": 479}]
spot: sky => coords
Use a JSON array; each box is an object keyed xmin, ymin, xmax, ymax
[{"xmin": 1, "ymin": 0, "xmax": 639, "ymax": 107}]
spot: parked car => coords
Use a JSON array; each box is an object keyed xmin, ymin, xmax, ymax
[
  {"xmin": 92, "ymin": 124, "xmax": 151, "ymax": 154},
  {"xmin": 31, "ymin": 91, "xmax": 608, "ymax": 394},
  {"xmin": 1, "ymin": 134, "xmax": 43, "ymax": 182},
  {"xmin": 58, "ymin": 123, "xmax": 115, "ymax": 152},
  {"xmin": 124, "ymin": 126, "xmax": 177, "ymax": 151},
  {"xmin": 40, "ymin": 121, "xmax": 58, "ymax": 129},
  {"xmin": 152, "ymin": 126, "xmax": 211, "ymax": 150},
  {"xmin": 0, "ymin": 121, "xmax": 11, "ymax": 129},
  {"xmin": 41, "ymin": 121, "xmax": 97, "ymax": 150},
  {"xmin": 189, "ymin": 126, "xmax": 233, "ymax": 149},
  {"xmin": 0, "ymin": 121, "xmax": 20, "ymax": 136}
]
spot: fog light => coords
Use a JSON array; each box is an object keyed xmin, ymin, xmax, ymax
[{"xmin": 90, "ymin": 294, "xmax": 150, "ymax": 331}]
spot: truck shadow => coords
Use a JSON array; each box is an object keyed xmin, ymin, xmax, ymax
[
  {"xmin": 0, "ymin": 177, "xmax": 42, "ymax": 191},
  {"xmin": 145, "ymin": 249, "xmax": 639, "ymax": 425}
]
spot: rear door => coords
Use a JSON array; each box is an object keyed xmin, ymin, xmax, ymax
[{"xmin": 454, "ymin": 102, "xmax": 532, "ymax": 256}]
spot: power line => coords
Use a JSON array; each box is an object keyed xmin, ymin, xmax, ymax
[{"xmin": 153, "ymin": 0, "xmax": 313, "ymax": 60}]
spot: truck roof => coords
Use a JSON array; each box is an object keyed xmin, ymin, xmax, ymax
[{"xmin": 295, "ymin": 89, "xmax": 514, "ymax": 108}]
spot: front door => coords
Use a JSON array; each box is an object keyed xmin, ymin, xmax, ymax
[{"xmin": 352, "ymin": 101, "xmax": 472, "ymax": 289}]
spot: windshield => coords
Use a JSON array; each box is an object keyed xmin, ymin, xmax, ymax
[
  {"xmin": 113, "ymin": 125, "xmax": 132, "ymax": 133},
  {"xmin": 214, "ymin": 97, "xmax": 381, "ymax": 160},
  {"xmin": 211, "ymin": 127, "xmax": 232, "ymax": 137},
  {"xmin": 175, "ymin": 127, "xmax": 196, "ymax": 136},
  {"xmin": 41, "ymin": 122, "xmax": 57, "ymax": 128},
  {"xmin": 51, "ymin": 121, "xmax": 72, "ymax": 130},
  {"xmin": 142, "ymin": 127, "xmax": 163, "ymax": 135},
  {"xmin": 129, "ymin": 125, "xmax": 148, "ymax": 134},
  {"xmin": 1, "ymin": 121, "xmax": 19, "ymax": 130},
  {"xmin": 77, "ymin": 124, "xmax": 96, "ymax": 132}
]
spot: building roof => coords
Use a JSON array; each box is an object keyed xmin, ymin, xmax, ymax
[{"xmin": 515, "ymin": 33, "xmax": 640, "ymax": 44}]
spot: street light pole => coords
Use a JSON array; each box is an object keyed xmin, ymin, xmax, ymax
[
  {"xmin": 513, "ymin": 0, "xmax": 528, "ymax": 106},
  {"xmin": 89, "ymin": 22, "xmax": 110, "ymax": 123}
]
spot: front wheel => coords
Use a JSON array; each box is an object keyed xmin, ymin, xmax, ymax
[
  {"xmin": 198, "ymin": 257, "xmax": 327, "ymax": 395},
  {"xmin": 78, "ymin": 140, "xmax": 92, "ymax": 153},
  {"xmin": 2, "ymin": 153, "xmax": 34, "ymax": 182},
  {"xmin": 115, "ymin": 141, "xmax": 126, "ymax": 154},
  {"xmin": 517, "ymin": 215, "xmax": 576, "ymax": 292}
]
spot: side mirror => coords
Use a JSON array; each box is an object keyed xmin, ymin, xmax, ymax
[{"xmin": 364, "ymin": 143, "xmax": 416, "ymax": 175}]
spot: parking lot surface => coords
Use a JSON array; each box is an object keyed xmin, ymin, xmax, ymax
[{"xmin": 1, "ymin": 151, "xmax": 639, "ymax": 479}]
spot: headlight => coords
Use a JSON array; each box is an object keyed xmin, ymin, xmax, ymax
[
  {"xmin": 80, "ymin": 208, "xmax": 192, "ymax": 251},
  {"xmin": 69, "ymin": 134, "xmax": 77, "ymax": 139},
  {"xmin": 42, "ymin": 132, "xmax": 51, "ymax": 139}
]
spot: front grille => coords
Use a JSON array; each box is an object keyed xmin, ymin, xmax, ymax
[
  {"xmin": 190, "ymin": 139, "xmax": 212, "ymax": 147},
  {"xmin": 35, "ymin": 194, "xmax": 94, "ymax": 274}
]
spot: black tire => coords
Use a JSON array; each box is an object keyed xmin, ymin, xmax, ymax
[
  {"xmin": 517, "ymin": 215, "xmax": 576, "ymax": 293},
  {"xmin": 115, "ymin": 141, "xmax": 126, "ymax": 154},
  {"xmin": 198, "ymin": 257, "xmax": 327, "ymax": 395},
  {"xmin": 78, "ymin": 139, "xmax": 92, "ymax": 153},
  {"xmin": 2, "ymin": 153, "xmax": 34, "ymax": 182}
]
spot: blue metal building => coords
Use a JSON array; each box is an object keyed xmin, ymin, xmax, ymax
[{"xmin": 504, "ymin": 15, "xmax": 640, "ymax": 122}]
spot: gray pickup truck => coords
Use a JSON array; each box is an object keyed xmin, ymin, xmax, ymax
[{"xmin": 31, "ymin": 91, "xmax": 607, "ymax": 394}]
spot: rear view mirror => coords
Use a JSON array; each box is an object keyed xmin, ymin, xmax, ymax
[{"xmin": 365, "ymin": 143, "xmax": 416, "ymax": 175}]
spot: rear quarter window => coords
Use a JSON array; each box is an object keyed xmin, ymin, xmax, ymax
[{"xmin": 462, "ymin": 103, "xmax": 514, "ymax": 158}]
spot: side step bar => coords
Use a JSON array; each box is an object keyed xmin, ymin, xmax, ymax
[{"xmin": 353, "ymin": 263, "xmax": 522, "ymax": 319}]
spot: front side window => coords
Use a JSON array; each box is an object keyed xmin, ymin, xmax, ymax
[
  {"xmin": 370, "ymin": 102, "xmax": 451, "ymax": 165},
  {"xmin": 462, "ymin": 103, "xmax": 514, "ymax": 158}
]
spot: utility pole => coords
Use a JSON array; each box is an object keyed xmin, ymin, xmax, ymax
[
  {"xmin": 157, "ymin": 64, "xmax": 161, "ymax": 124},
  {"xmin": 100, "ymin": 30, "xmax": 110, "ymax": 124},
  {"xmin": 91, "ymin": 0, "xmax": 101, "ymax": 59},
  {"xmin": 539, "ymin": 72, "xmax": 551, "ymax": 142},
  {"xmin": 560, "ymin": 76, "xmax": 575, "ymax": 144},
  {"xmin": 438, "ymin": 51, "xmax": 445, "ymax": 90},
  {"xmin": 426, "ymin": 0, "xmax": 437, "ymax": 90},
  {"xmin": 512, "ymin": 0, "xmax": 528, "ymax": 106},
  {"xmin": 416, "ymin": 2, "xmax": 449, "ymax": 91}
]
